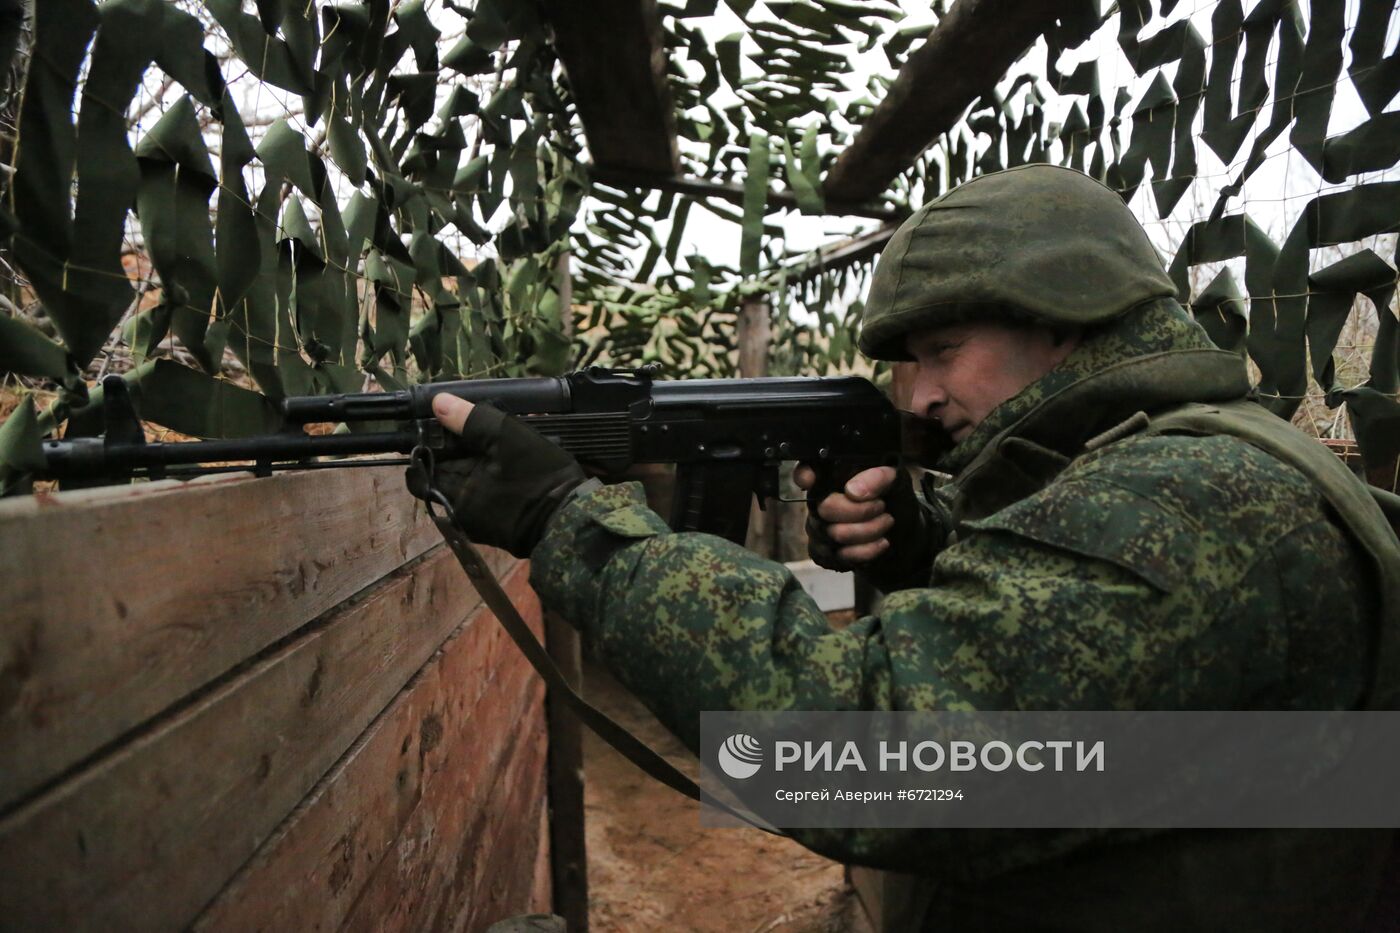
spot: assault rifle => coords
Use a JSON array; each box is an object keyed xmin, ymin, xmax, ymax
[{"xmin": 38, "ymin": 367, "xmax": 905, "ymax": 544}]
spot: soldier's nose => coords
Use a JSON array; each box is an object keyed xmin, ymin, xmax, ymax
[{"xmin": 910, "ymin": 381, "xmax": 947, "ymax": 420}]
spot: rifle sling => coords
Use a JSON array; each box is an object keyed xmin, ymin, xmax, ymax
[{"xmin": 421, "ymin": 498, "xmax": 777, "ymax": 833}]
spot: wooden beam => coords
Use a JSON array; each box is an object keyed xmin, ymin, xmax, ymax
[
  {"xmin": 592, "ymin": 164, "xmax": 906, "ymax": 222},
  {"xmin": 543, "ymin": 0, "xmax": 679, "ymax": 176},
  {"xmin": 785, "ymin": 223, "xmax": 899, "ymax": 283},
  {"xmin": 822, "ymin": 0, "xmax": 1079, "ymax": 205}
]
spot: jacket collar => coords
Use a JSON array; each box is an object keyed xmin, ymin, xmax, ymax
[{"xmin": 932, "ymin": 298, "xmax": 1252, "ymax": 521}]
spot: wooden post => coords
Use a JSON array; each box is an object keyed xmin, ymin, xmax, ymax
[
  {"xmin": 545, "ymin": 250, "xmax": 589, "ymax": 932},
  {"xmin": 557, "ymin": 250, "xmax": 573, "ymax": 338},
  {"xmin": 543, "ymin": 613, "xmax": 588, "ymax": 933},
  {"xmin": 738, "ymin": 293, "xmax": 770, "ymax": 381},
  {"xmin": 739, "ymin": 294, "xmax": 777, "ymax": 558}
]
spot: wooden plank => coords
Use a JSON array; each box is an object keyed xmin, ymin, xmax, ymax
[
  {"xmin": 822, "ymin": 0, "xmax": 1082, "ymax": 205},
  {"xmin": 590, "ymin": 166, "xmax": 906, "ymax": 222},
  {"xmin": 441, "ymin": 720, "xmax": 550, "ymax": 931},
  {"xmin": 0, "ymin": 543, "xmax": 519, "ymax": 931},
  {"xmin": 193, "ymin": 560, "xmax": 548, "ymax": 932},
  {"xmin": 337, "ymin": 568, "xmax": 551, "ymax": 932},
  {"xmin": 543, "ymin": 0, "xmax": 678, "ymax": 175},
  {"xmin": 407, "ymin": 741, "xmax": 548, "ymax": 932},
  {"xmin": 785, "ymin": 223, "xmax": 899, "ymax": 285},
  {"xmin": 0, "ymin": 465, "xmax": 440, "ymax": 811}
]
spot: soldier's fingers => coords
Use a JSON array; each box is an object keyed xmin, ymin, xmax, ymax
[
  {"xmin": 793, "ymin": 463, "xmax": 817, "ymax": 490},
  {"xmin": 844, "ymin": 466, "xmax": 900, "ymax": 501},
  {"xmin": 432, "ymin": 394, "xmax": 475, "ymax": 435},
  {"xmin": 838, "ymin": 538, "xmax": 891, "ymax": 564},
  {"xmin": 817, "ymin": 494, "xmax": 886, "ymax": 524},
  {"xmin": 827, "ymin": 512, "xmax": 896, "ymax": 545}
]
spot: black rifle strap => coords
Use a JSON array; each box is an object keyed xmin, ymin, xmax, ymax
[{"xmin": 408, "ymin": 447, "xmax": 775, "ymax": 832}]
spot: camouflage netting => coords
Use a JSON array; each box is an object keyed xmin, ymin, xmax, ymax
[{"xmin": 0, "ymin": 0, "xmax": 586, "ymax": 493}]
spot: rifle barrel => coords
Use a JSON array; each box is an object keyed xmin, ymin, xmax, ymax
[
  {"xmin": 281, "ymin": 376, "xmax": 573, "ymax": 423},
  {"xmin": 41, "ymin": 429, "xmax": 421, "ymax": 479}
]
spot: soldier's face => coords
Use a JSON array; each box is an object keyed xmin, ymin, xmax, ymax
[{"xmin": 905, "ymin": 322, "xmax": 1078, "ymax": 442}]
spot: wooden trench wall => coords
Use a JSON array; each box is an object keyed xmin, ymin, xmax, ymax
[{"xmin": 0, "ymin": 467, "xmax": 555, "ymax": 931}]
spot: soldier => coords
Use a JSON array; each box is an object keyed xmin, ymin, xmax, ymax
[{"xmin": 426, "ymin": 164, "xmax": 1399, "ymax": 931}]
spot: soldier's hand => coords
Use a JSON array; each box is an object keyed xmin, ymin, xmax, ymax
[
  {"xmin": 421, "ymin": 394, "xmax": 587, "ymax": 558},
  {"xmin": 793, "ymin": 465, "xmax": 901, "ymax": 566}
]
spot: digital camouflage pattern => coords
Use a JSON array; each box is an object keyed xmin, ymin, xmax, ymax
[
  {"xmin": 857, "ymin": 164, "xmax": 1178, "ymax": 361},
  {"xmin": 529, "ymin": 293, "xmax": 1396, "ymax": 930}
]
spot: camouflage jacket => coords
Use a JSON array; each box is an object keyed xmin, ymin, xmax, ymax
[{"xmin": 528, "ymin": 299, "xmax": 1390, "ymax": 928}]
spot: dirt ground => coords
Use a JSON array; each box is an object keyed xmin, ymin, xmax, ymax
[{"xmin": 580, "ymin": 661, "xmax": 862, "ymax": 933}]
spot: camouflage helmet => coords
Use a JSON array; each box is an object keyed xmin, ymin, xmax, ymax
[{"xmin": 857, "ymin": 164, "xmax": 1178, "ymax": 360}]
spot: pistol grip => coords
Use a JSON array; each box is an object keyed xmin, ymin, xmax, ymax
[{"xmin": 808, "ymin": 459, "xmax": 883, "ymax": 515}]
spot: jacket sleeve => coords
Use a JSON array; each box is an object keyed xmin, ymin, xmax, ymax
[
  {"xmin": 527, "ymin": 480, "xmax": 1181, "ymax": 876},
  {"xmin": 530, "ymin": 479, "xmax": 1184, "ymax": 719}
]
